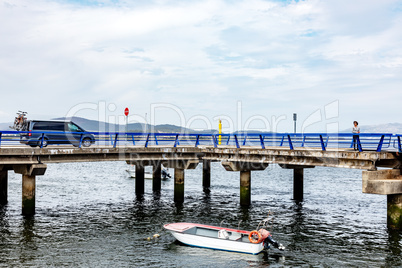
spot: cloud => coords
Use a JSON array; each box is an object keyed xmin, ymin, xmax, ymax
[{"xmin": 0, "ymin": 0, "xmax": 401, "ymax": 132}]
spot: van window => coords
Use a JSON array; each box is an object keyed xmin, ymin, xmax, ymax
[
  {"xmin": 32, "ymin": 122, "xmax": 65, "ymax": 131},
  {"xmin": 49, "ymin": 122, "xmax": 65, "ymax": 131},
  {"xmin": 68, "ymin": 123, "xmax": 81, "ymax": 132},
  {"xmin": 32, "ymin": 122, "xmax": 50, "ymax": 131}
]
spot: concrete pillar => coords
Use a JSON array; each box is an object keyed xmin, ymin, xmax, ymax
[
  {"xmin": 153, "ymin": 164, "xmax": 161, "ymax": 194},
  {"xmin": 135, "ymin": 165, "xmax": 145, "ymax": 196},
  {"xmin": 202, "ymin": 160, "xmax": 211, "ymax": 189},
  {"xmin": 0, "ymin": 170, "xmax": 7, "ymax": 205},
  {"xmin": 174, "ymin": 168, "xmax": 185, "ymax": 203},
  {"xmin": 22, "ymin": 175, "xmax": 35, "ymax": 216},
  {"xmin": 387, "ymin": 194, "xmax": 402, "ymax": 230},
  {"xmin": 293, "ymin": 168, "xmax": 304, "ymax": 201},
  {"xmin": 240, "ymin": 170, "xmax": 251, "ymax": 206}
]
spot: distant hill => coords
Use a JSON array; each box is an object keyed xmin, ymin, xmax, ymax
[
  {"xmin": 341, "ymin": 123, "xmax": 402, "ymax": 134},
  {"xmin": 0, "ymin": 116, "xmax": 216, "ymax": 133},
  {"xmin": 53, "ymin": 117, "xmax": 204, "ymax": 133}
]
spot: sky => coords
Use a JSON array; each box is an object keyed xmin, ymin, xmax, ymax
[{"xmin": 0, "ymin": 0, "xmax": 401, "ymax": 133}]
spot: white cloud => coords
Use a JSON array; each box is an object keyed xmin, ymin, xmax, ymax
[{"xmin": 0, "ymin": 0, "xmax": 401, "ymax": 132}]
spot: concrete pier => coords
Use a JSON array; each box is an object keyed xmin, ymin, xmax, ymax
[
  {"xmin": 153, "ymin": 164, "xmax": 161, "ymax": 194},
  {"xmin": 221, "ymin": 161, "xmax": 268, "ymax": 207},
  {"xmin": 240, "ymin": 170, "xmax": 251, "ymax": 206},
  {"xmin": 0, "ymin": 170, "xmax": 7, "ymax": 205},
  {"xmin": 13, "ymin": 164, "xmax": 46, "ymax": 216},
  {"xmin": 135, "ymin": 165, "xmax": 145, "ymax": 196},
  {"xmin": 22, "ymin": 175, "xmax": 35, "ymax": 216},
  {"xmin": 293, "ymin": 168, "xmax": 304, "ymax": 201},
  {"xmin": 0, "ymin": 144, "xmax": 401, "ymax": 229},
  {"xmin": 202, "ymin": 160, "xmax": 211, "ymax": 189},
  {"xmin": 174, "ymin": 168, "xmax": 185, "ymax": 203},
  {"xmin": 387, "ymin": 194, "xmax": 402, "ymax": 230},
  {"xmin": 362, "ymin": 169, "xmax": 402, "ymax": 229}
]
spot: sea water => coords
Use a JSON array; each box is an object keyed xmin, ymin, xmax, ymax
[{"xmin": 0, "ymin": 161, "xmax": 401, "ymax": 267}]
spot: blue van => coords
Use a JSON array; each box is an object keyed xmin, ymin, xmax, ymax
[{"xmin": 20, "ymin": 120, "xmax": 95, "ymax": 147}]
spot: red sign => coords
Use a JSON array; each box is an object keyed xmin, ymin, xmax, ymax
[{"xmin": 124, "ymin": 107, "xmax": 129, "ymax": 116}]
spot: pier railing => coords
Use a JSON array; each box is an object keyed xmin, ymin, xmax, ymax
[{"xmin": 0, "ymin": 130, "xmax": 400, "ymax": 152}]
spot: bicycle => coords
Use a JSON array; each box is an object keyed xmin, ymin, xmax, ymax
[{"xmin": 10, "ymin": 110, "xmax": 28, "ymax": 131}]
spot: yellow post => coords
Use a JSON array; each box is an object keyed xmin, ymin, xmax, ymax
[{"xmin": 219, "ymin": 119, "xmax": 222, "ymax": 145}]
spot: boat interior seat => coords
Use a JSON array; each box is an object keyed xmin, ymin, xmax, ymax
[{"xmin": 228, "ymin": 232, "xmax": 242, "ymax": 241}]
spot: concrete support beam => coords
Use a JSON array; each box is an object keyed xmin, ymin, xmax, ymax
[
  {"xmin": 240, "ymin": 170, "xmax": 251, "ymax": 206},
  {"xmin": 13, "ymin": 164, "xmax": 47, "ymax": 176},
  {"xmin": 362, "ymin": 169, "xmax": 402, "ymax": 195},
  {"xmin": 202, "ymin": 160, "xmax": 211, "ymax": 189},
  {"xmin": 0, "ymin": 170, "xmax": 7, "ymax": 205},
  {"xmin": 22, "ymin": 175, "xmax": 35, "ymax": 216},
  {"xmin": 135, "ymin": 165, "xmax": 145, "ymax": 196},
  {"xmin": 221, "ymin": 161, "xmax": 268, "ymax": 172},
  {"xmin": 293, "ymin": 168, "xmax": 304, "ymax": 201},
  {"xmin": 174, "ymin": 168, "xmax": 185, "ymax": 203},
  {"xmin": 163, "ymin": 160, "xmax": 199, "ymax": 170},
  {"xmin": 387, "ymin": 194, "xmax": 402, "ymax": 230},
  {"xmin": 153, "ymin": 164, "xmax": 162, "ymax": 194}
]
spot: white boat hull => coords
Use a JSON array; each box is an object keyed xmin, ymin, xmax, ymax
[
  {"xmin": 170, "ymin": 231, "xmax": 264, "ymax": 255},
  {"xmin": 164, "ymin": 223, "xmax": 264, "ymax": 255}
]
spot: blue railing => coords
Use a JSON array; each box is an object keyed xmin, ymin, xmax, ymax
[{"xmin": 0, "ymin": 130, "xmax": 400, "ymax": 152}]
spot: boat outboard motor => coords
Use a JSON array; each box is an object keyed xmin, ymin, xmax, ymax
[{"xmin": 263, "ymin": 235, "xmax": 285, "ymax": 251}]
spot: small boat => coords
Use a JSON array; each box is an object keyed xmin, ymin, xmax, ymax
[
  {"xmin": 126, "ymin": 165, "xmax": 171, "ymax": 180},
  {"xmin": 164, "ymin": 218, "xmax": 284, "ymax": 255}
]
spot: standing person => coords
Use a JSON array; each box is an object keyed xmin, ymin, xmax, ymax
[{"xmin": 352, "ymin": 121, "xmax": 360, "ymax": 150}]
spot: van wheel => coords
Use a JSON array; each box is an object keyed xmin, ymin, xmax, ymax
[
  {"xmin": 38, "ymin": 138, "xmax": 48, "ymax": 147},
  {"xmin": 82, "ymin": 138, "xmax": 92, "ymax": 147}
]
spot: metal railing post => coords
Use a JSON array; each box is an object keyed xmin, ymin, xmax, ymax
[
  {"xmin": 301, "ymin": 135, "xmax": 306, "ymax": 147},
  {"xmin": 398, "ymin": 136, "xmax": 401, "ymax": 153},
  {"xmin": 259, "ymin": 135, "xmax": 265, "ymax": 149},
  {"xmin": 79, "ymin": 134, "xmax": 83, "ymax": 148},
  {"xmin": 40, "ymin": 133, "xmax": 45, "ymax": 148},
  {"xmin": 154, "ymin": 134, "xmax": 159, "ymax": 146},
  {"xmin": 376, "ymin": 135, "xmax": 385, "ymax": 152},
  {"xmin": 113, "ymin": 133, "xmax": 119, "ymax": 148},
  {"xmin": 319, "ymin": 135, "xmax": 326, "ymax": 151},
  {"xmin": 195, "ymin": 135, "xmax": 200, "ymax": 147},
  {"xmin": 173, "ymin": 134, "xmax": 179, "ymax": 148},
  {"xmin": 280, "ymin": 135, "xmax": 285, "ymax": 147},
  {"xmin": 212, "ymin": 135, "xmax": 218, "ymax": 148},
  {"xmin": 287, "ymin": 135, "xmax": 294, "ymax": 150},
  {"xmin": 234, "ymin": 135, "xmax": 240, "ymax": 149},
  {"xmin": 145, "ymin": 134, "xmax": 150, "ymax": 148}
]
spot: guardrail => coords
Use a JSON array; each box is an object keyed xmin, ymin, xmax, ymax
[
  {"xmin": 0, "ymin": 131, "xmax": 400, "ymax": 152},
  {"xmin": 395, "ymin": 135, "xmax": 402, "ymax": 153}
]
